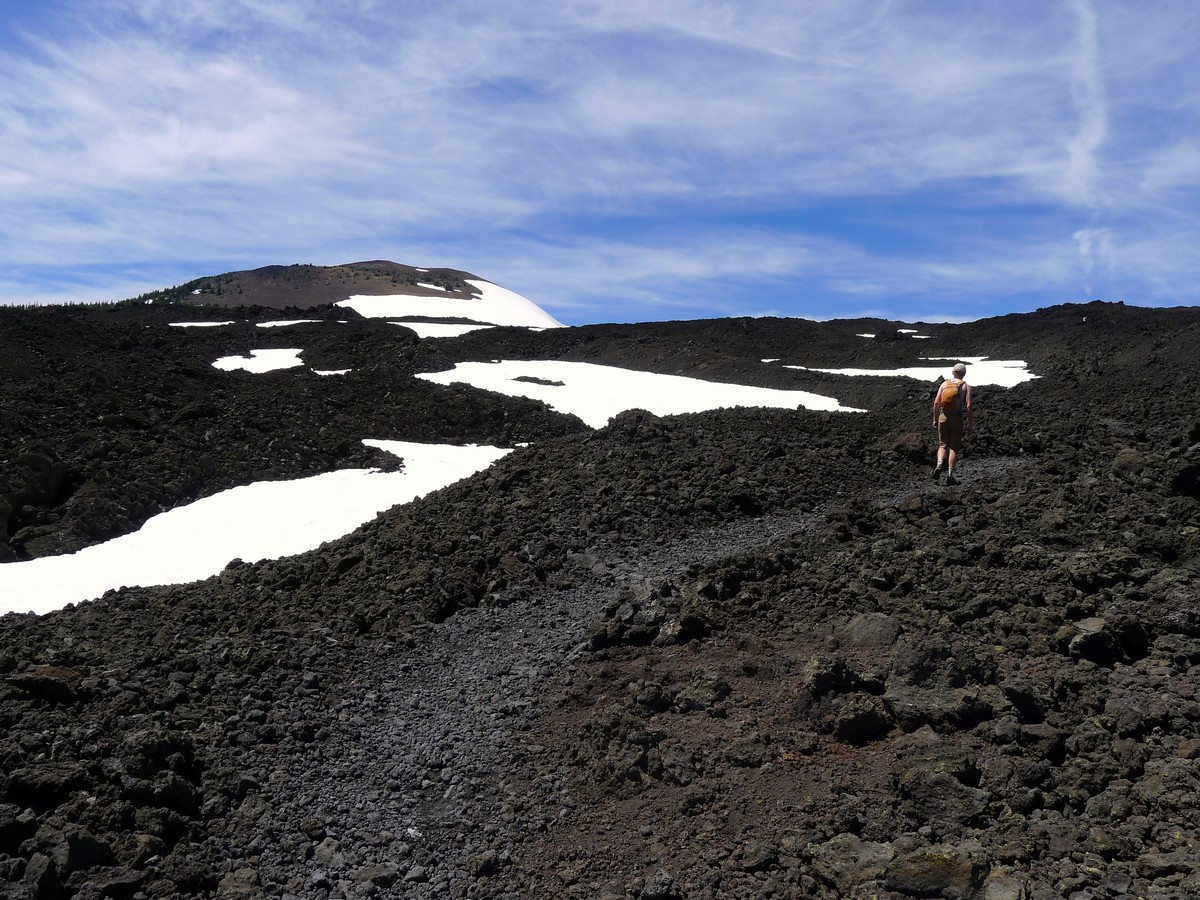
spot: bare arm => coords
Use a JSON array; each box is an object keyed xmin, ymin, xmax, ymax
[
  {"xmin": 931, "ymin": 384, "xmax": 942, "ymax": 428},
  {"xmin": 965, "ymin": 384, "xmax": 974, "ymax": 431}
]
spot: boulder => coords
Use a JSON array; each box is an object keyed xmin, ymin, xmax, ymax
[
  {"xmin": 833, "ymin": 695, "xmax": 893, "ymax": 744},
  {"xmin": 0, "ymin": 803, "xmax": 36, "ymax": 853},
  {"xmin": 840, "ymin": 612, "xmax": 903, "ymax": 648},
  {"xmin": 6, "ymin": 666, "xmax": 82, "ymax": 703},
  {"xmin": 898, "ymin": 768, "xmax": 989, "ymax": 828},
  {"xmin": 674, "ymin": 672, "xmax": 731, "ymax": 712},
  {"xmin": 884, "ymin": 684, "xmax": 992, "ymax": 733},
  {"xmin": 21, "ymin": 852, "xmax": 64, "ymax": 900},
  {"xmin": 40, "ymin": 825, "xmax": 112, "ymax": 875},
  {"xmin": 1112, "ymin": 447, "xmax": 1145, "ymax": 477},
  {"xmin": 807, "ymin": 833, "xmax": 894, "ymax": 889},
  {"xmin": 891, "ymin": 432, "xmax": 928, "ymax": 464},
  {"xmin": 800, "ymin": 656, "xmax": 859, "ymax": 697},
  {"xmin": 981, "ymin": 867, "xmax": 1030, "ymax": 900},
  {"xmin": 216, "ymin": 867, "xmax": 260, "ymax": 897},
  {"xmin": 4, "ymin": 763, "xmax": 88, "ymax": 809},
  {"xmin": 883, "ymin": 842, "xmax": 988, "ymax": 896}
]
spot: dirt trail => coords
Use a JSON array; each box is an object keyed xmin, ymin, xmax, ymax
[
  {"xmin": 240, "ymin": 454, "xmax": 1037, "ymax": 898},
  {"xmin": 240, "ymin": 503, "xmax": 824, "ymax": 898}
]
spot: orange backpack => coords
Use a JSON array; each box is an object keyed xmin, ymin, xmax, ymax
[{"xmin": 941, "ymin": 379, "xmax": 963, "ymax": 414}]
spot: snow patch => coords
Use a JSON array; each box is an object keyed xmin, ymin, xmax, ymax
[
  {"xmin": 787, "ymin": 357, "xmax": 1037, "ymax": 387},
  {"xmin": 337, "ymin": 279, "xmax": 562, "ymax": 329},
  {"xmin": 212, "ymin": 350, "xmax": 304, "ymax": 373},
  {"xmin": 0, "ymin": 441, "xmax": 511, "ymax": 616},
  {"xmin": 417, "ymin": 360, "xmax": 864, "ymax": 429},
  {"xmin": 389, "ymin": 322, "xmax": 496, "ymax": 339}
]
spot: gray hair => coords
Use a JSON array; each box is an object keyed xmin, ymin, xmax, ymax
[{"xmin": 952, "ymin": 363, "xmax": 967, "ymax": 377}]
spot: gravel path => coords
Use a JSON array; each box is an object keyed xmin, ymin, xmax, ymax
[
  {"xmin": 240, "ymin": 504, "xmax": 823, "ymax": 899},
  {"xmin": 227, "ymin": 453, "xmax": 1046, "ymax": 898}
]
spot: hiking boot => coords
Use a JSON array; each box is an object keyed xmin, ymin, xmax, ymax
[
  {"xmin": 944, "ymin": 470, "xmax": 957, "ymax": 486},
  {"xmin": 931, "ymin": 464, "xmax": 945, "ymax": 481}
]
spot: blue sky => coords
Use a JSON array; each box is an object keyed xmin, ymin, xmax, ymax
[{"xmin": 1, "ymin": 0, "xmax": 1198, "ymax": 325}]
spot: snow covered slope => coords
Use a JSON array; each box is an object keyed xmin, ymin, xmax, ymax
[{"xmin": 337, "ymin": 279, "xmax": 564, "ymax": 330}]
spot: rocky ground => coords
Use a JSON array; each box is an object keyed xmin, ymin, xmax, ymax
[{"xmin": 1, "ymin": 296, "xmax": 1199, "ymax": 898}]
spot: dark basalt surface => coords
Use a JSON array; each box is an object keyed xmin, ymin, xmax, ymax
[{"xmin": 1, "ymin": 293, "xmax": 1199, "ymax": 899}]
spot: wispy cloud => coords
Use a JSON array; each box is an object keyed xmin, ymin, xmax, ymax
[
  {"xmin": 1, "ymin": 1, "xmax": 1199, "ymax": 318},
  {"xmin": 1064, "ymin": 0, "xmax": 1107, "ymax": 209}
]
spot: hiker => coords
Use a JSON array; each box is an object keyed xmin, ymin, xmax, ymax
[{"xmin": 931, "ymin": 362, "xmax": 973, "ymax": 485}]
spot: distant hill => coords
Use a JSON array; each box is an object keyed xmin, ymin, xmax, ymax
[{"xmin": 132, "ymin": 260, "xmax": 483, "ymax": 310}]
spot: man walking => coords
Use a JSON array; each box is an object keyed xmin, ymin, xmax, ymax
[{"xmin": 931, "ymin": 362, "xmax": 973, "ymax": 485}]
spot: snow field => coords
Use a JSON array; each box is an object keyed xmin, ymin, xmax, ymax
[
  {"xmin": 336, "ymin": 279, "xmax": 564, "ymax": 329},
  {"xmin": 787, "ymin": 356, "xmax": 1037, "ymax": 388},
  {"xmin": 256, "ymin": 320, "xmax": 321, "ymax": 328},
  {"xmin": 389, "ymin": 322, "xmax": 495, "ymax": 339},
  {"xmin": 0, "ymin": 442, "xmax": 510, "ymax": 616},
  {"xmin": 212, "ymin": 349, "xmax": 305, "ymax": 373},
  {"xmin": 416, "ymin": 360, "xmax": 866, "ymax": 428}
]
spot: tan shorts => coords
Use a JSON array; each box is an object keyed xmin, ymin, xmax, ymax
[{"xmin": 938, "ymin": 414, "xmax": 965, "ymax": 453}]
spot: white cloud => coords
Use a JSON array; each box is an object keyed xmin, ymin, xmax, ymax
[
  {"xmin": 1063, "ymin": 0, "xmax": 1108, "ymax": 208},
  {"xmin": 455, "ymin": 230, "xmax": 854, "ymax": 321},
  {"xmin": 461, "ymin": 225, "xmax": 1091, "ymax": 324},
  {"xmin": 1139, "ymin": 142, "xmax": 1200, "ymax": 195},
  {"xmin": 1, "ymin": 1, "xmax": 1199, "ymax": 315},
  {"xmin": 1072, "ymin": 226, "xmax": 1114, "ymax": 289},
  {"xmin": 0, "ymin": 2, "xmax": 1094, "ymax": 221}
]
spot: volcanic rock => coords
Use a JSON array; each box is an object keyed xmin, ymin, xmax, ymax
[{"xmin": 1, "ymin": 295, "xmax": 1199, "ymax": 897}]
